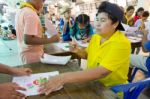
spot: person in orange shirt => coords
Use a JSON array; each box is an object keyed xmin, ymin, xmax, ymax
[{"xmin": 15, "ymin": 0, "xmax": 60, "ymax": 64}]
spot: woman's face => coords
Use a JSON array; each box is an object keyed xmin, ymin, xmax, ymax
[
  {"xmin": 126, "ymin": 9, "xmax": 134, "ymax": 17},
  {"xmin": 64, "ymin": 10, "xmax": 71, "ymax": 19},
  {"xmin": 142, "ymin": 16, "xmax": 148, "ymax": 21},
  {"xmin": 138, "ymin": 11, "xmax": 144, "ymax": 17},
  {"xmin": 95, "ymin": 12, "xmax": 117, "ymax": 36},
  {"xmin": 49, "ymin": 6, "xmax": 55, "ymax": 15},
  {"xmin": 78, "ymin": 23, "xmax": 86, "ymax": 29}
]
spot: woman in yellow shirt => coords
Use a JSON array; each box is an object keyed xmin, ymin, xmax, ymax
[
  {"xmin": 40, "ymin": 1, "xmax": 131, "ymax": 95},
  {"xmin": 122, "ymin": 6, "xmax": 135, "ymax": 26}
]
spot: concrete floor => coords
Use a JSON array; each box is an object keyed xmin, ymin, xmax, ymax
[{"xmin": 0, "ymin": 39, "xmax": 22, "ymax": 67}]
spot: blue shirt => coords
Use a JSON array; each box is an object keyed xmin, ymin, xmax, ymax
[
  {"xmin": 134, "ymin": 19, "xmax": 143, "ymax": 28},
  {"xmin": 144, "ymin": 41, "xmax": 150, "ymax": 51},
  {"xmin": 70, "ymin": 24, "xmax": 94, "ymax": 40},
  {"xmin": 59, "ymin": 18, "xmax": 74, "ymax": 41},
  {"xmin": 144, "ymin": 41, "xmax": 150, "ymax": 71}
]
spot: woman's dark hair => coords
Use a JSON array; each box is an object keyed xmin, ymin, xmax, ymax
[
  {"xmin": 9, "ymin": 25, "xmax": 13, "ymax": 28},
  {"xmin": 96, "ymin": 2, "xmax": 118, "ymax": 25},
  {"xmin": 96, "ymin": 1, "xmax": 125, "ymax": 31},
  {"xmin": 3, "ymin": 26, "xmax": 8, "ymax": 30},
  {"xmin": 16, "ymin": 2, "xmax": 20, "ymax": 6},
  {"xmin": 135, "ymin": 7, "xmax": 144, "ymax": 16},
  {"xmin": 142, "ymin": 11, "xmax": 149, "ymax": 17},
  {"xmin": 71, "ymin": 14, "xmax": 91, "ymax": 37},
  {"xmin": 126, "ymin": 6, "xmax": 135, "ymax": 12}
]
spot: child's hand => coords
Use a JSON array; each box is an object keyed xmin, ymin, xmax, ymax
[{"xmin": 11, "ymin": 68, "xmax": 32, "ymax": 76}]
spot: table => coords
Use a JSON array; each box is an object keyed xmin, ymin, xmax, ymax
[
  {"xmin": 127, "ymin": 36, "xmax": 142, "ymax": 54},
  {"xmin": 0, "ymin": 61, "xmax": 117, "ymax": 99},
  {"xmin": 44, "ymin": 43, "xmax": 77, "ymax": 57},
  {"xmin": 44, "ymin": 43, "xmax": 81, "ymax": 65},
  {"xmin": 131, "ymin": 41, "xmax": 141, "ymax": 53},
  {"xmin": 0, "ymin": 46, "xmax": 150, "ymax": 99}
]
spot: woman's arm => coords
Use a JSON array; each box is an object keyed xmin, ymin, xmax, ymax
[
  {"xmin": 62, "ymin": 66, "xmax": 111, "ymax": 84},
  {"xmin": 62, "ymin": 21, "xmax": 68, "ymax": 34},
  {"xmin": 40, "ymin": 66, "xmax": 111, "ymax": 95},
  {"xmin": 142, "ymin": 30, "xmax": 148, "ymax": 52},
  {"xmin": 75, "ymin": 48, "xmax": 88, "ymax": 59},
  {"xmin": 70, "ymin": 42, "xmax": 88, "ymax": 59}
]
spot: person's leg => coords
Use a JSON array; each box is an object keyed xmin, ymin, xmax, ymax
[
  {"xmin": 131, "ymin": 47, "xmax": 136, "ymax": 54},
  {"xmin": 128, "ymin": 67, "xmax": 133, "ymax": 81},
  {"xmin": 130, "ymin": 54, "xmax": 148, "ymax": 71},
  {"xmin": 128, "ymin": 54, "xmax": 148, "ymax": 81},
  {"xmin": 136, "ymin": 47, "xmax": 141, "ymax": 54}
]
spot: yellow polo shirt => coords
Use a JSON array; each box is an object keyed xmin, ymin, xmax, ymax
[{"xmin": 86, "ymin": 30, "xmax": 131, "ymax": 87}]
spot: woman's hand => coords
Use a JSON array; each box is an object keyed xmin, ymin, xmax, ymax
[
  {"xmin": 69, "ymin": 41, "xmax": 79, "ymax": 53},
  {"xmin": 82, "ymin": 38, "xmax": 90, "ymax": 43},
  {"xmin": 39, "ymin": 75, "xmax": 64, "ymax": 95}
]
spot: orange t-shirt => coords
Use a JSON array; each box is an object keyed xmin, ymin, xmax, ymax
[{"xmin": 15, "ymin": 7, "xmax": 43, "ymax": 64}]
